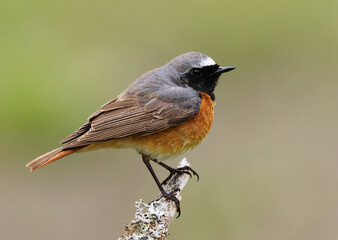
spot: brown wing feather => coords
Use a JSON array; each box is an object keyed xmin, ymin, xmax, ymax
[
  {"xmin": 61, "ymin": 95, "xmax": 200, "ymax": 149},
  {"xmin": 60, "ymin": 122, "xmax": 91, "ymax": 144}
]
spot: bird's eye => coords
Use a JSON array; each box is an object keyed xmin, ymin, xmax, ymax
[{"xmin": 190, "ymin": 68, "xmax": 202, "ymax": 77}]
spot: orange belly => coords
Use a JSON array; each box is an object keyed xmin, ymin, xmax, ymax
[
  {"xmin": 82, "ymin": 92, "xmax": 215, "ymax": 159},
  {"xmin": 128, "ymin": 92, "xmax": 214, "ymax": 159}
]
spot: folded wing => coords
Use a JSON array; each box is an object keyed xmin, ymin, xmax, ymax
[{"xmin": 61, "ymin": 94, "xmax": 201, "ymax": 149}]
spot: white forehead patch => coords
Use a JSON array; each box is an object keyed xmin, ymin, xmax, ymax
[{"xmin": 199, "ymin": 57, "xmax": 216, "ymax": 67}]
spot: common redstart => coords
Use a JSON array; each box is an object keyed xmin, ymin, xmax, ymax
[{"xmin": 26, "ymin": 52, "xmax": 235, "ymax": 215}]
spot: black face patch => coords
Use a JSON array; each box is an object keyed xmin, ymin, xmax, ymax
[{"xmin": 183, "ymin": 64, "xmax": 220, "ymax": 100}]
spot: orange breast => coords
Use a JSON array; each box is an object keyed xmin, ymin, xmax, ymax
[{"xmin": 129, "ymin": 92, "xmax": 215, "ymax": 159}]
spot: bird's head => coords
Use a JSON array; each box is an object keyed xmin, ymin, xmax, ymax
[{"xmin": 168, "ymin": 52, "xmax": 235, "ymax": 100}]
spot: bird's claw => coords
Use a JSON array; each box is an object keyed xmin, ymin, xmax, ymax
[
  {"xmin": 161, "ymin": 166, "xmax": 199, "ymax": 185},
  {"xmin": 178, "ymin": 166, "xmax": 199, "ymax": 181},
  {"xmin": 161, "ymin": 188, "xmax": 181, "ymax": 218}
]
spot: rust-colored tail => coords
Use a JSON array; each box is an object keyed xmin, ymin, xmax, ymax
[{"xmin": 26, "ymin": 147, "xmax": 83, "ymax": 172}]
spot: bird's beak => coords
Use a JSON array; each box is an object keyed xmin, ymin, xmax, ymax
[
  {"xmin": 208, "ymin": 66, "xmax": 236, "ymax": 77},
  {"xmin": 210, "ymin": 66, "xmax": 236, "ymax": 77}
]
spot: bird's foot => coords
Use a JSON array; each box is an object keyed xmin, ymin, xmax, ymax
[
  {"xmin": 161, "ymin": 166, "xmax": 199, "ymax": 186},
  {"xmin": 160, "ymin": 188, "xmax": 181, "ymax": 217}
]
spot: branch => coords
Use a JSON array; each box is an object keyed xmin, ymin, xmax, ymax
[{"xmin": 118, "ymin": 158, "xmax": 191, "ymax": 240}]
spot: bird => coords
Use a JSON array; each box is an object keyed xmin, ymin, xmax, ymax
[{"xmin": 26, "ymin": 51, "xmax": 235, "ymax": 216}]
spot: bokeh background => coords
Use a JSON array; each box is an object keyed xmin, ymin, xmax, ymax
[{"xmin": 1, "ymin": 0, "xmax": 338, "ymax": 239}]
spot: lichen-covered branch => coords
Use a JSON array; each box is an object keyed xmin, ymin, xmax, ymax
[{"xmin": 118, "ymin": 158, "xmax": 191, "ymax": 240}]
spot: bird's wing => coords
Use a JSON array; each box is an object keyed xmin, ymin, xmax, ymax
[{"xmin": 60, "ymin": 94, "xmax": 201, "ymax": 148}]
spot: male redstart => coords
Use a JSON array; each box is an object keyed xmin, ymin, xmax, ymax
[{"xmin": 26, "ymin": 52, "xmax": 235, "ymax": 215}]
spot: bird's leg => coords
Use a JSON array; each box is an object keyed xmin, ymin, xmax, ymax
[
  {"xmin": 142, "ymin": 154, "xmax": 181, "ymax": 217},
  {"xmin": 152, "ymin": 159, "xmax": 199, "ymax": 185}
]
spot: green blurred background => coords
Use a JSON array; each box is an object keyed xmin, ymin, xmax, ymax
[{"xmin": 1, "ymin": 0, "xmax": 338, "ymax": 239}]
